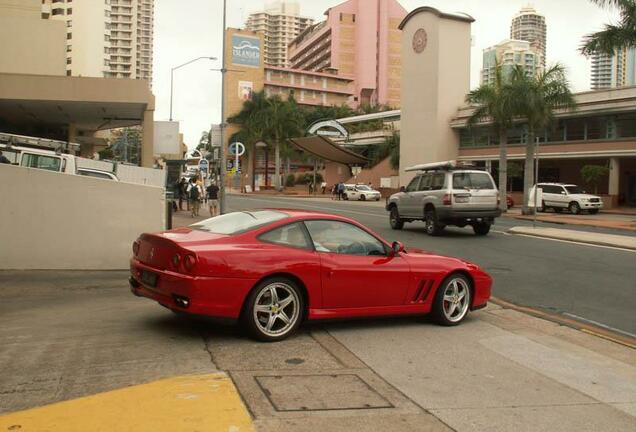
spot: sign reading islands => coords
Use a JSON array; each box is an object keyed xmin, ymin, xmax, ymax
[{"xmin": 232, "ymin": 35, "xmax": 261, "ymax": 67}]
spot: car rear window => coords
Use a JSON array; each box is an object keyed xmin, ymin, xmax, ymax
[
  {"xmin": 191, "ymin": 210, "xmax": 288, "ymax": 235},
  {"xmin": 453, "ymin": 172, "xmax": 495, "ymax": 190}
]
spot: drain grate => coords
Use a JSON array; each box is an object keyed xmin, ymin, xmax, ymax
[{"xmin": 255, "ymin": 374, "xmax": 394, "ymax": 412}]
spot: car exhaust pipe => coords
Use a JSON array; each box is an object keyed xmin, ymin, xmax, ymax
[{"xmin": 173, "ymin": 295, "xmax": 190, "ymax": 309}]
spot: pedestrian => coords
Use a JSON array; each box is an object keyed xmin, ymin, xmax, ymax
[
  {"xmin": 337, "ymin": 182, "xmax": 345, "ymax": 201},
  {"xmin": 187, "ymin": 177, "xmax": 202, "ymax": 217},
  {"xmin": 331, "ymin": 184, "xmax": 337, "ymax": 200},
  {"xmin": 177, "ymin": 178, "xmax": 187, "ymax": 211},
  {"xmin": 321, "ymin": 180, "xmax": 327, "ymax": 194},
  {"xmin": 198, "ymin": 176, "xmax": 206, "ymax": 204},
  {"xmin": 207, "ymin": 181, "xmax": 220, "ymax": 217},
  {"xmin": 308, "ymin": 181, "xmax": 314, "ymax": 195}
]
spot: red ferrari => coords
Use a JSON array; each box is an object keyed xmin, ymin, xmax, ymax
[{"xmin": 130, "ymin": 210, "xmax": 492, "ymax": 341}]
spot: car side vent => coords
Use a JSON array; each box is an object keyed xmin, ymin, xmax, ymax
[{"xmin": 412, "ymin": 280, "xmax": 433, "ymax": 303}]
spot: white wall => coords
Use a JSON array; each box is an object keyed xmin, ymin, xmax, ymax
[{"xmin": 0, "ymin": 164, "xmax": 165, "ymax": 270}]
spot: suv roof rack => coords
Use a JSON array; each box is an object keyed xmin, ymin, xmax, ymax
[{"xmin": 405, "ymin": 160, "xmax": 482, "ymax": 172}]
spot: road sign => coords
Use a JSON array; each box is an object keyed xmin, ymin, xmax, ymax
[
  {"xmin": 198, "ymin": 159, "xmax": 209, "ymax": 173},
  {"xmin": 229, "ymin": 142, "xmax": 245, "ymax": 156}
]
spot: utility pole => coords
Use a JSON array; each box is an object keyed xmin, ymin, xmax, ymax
[{"xmin": 219, "ymin": 0, "xmax": 228, "ymax": 214}]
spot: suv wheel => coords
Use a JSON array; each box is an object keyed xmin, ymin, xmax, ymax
[
  {"xmin": 389, "ymin": 207, "xmax": 404, "ymax": 230},
  {"xmin": 472, "ymin": 222, "xmax": 491, "ymax": 236},
  {"xmin": 569, "ymin": 202, "xmax": 581, "ymax": 215},
  {"xmin": 424, "ymin": 209, "xmax": 444, "ymax": 236}
]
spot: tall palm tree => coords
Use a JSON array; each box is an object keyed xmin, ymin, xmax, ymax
[
  {"xmin": 466, "ymin": 65, "xmax": 517, "ymax": 212},
  {"xmin": 511, "ymin": 64, "xmax": 576, "ymax": 214},
  {"xmin": 265, "ymin": 95, "xmax": 303, "ymax": 191},
  {"xmin": 581, "ymin": 0, "xmax": 636, "ymax": 56}
]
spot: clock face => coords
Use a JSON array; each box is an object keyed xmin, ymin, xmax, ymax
[{"xmin": 413, "ymin": 28, "xmax": 428, "ymax": 53}]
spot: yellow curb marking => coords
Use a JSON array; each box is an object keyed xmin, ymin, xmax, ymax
[{"xmin": 0, "ymin": 373, "xmax": 254, "ymax": 432}]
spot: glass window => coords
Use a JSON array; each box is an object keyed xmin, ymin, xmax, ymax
[
  {"xmin": 453, "ymin": 172, "xmax": 495, "ymax": 190},
  {"xmin": 565, "ymin": 185, "xmax": 585, "ymax": 194},
  {"xmin": 405, "ymin": 176, "xmax": 420, "ymax": 192},
  {"xmin": 615, "ymin": 114, "xmax": 636, "ymax": 138},
  {"xmin": 191, "ymin": 211, "xmax": 288, "ymax": 235},
  {"xmin": 258, "ymin": 222, "xmax": 312, "ymax": 250},
  {"xmin": 21, "ymin": 153, "xmax": 62, "ymax": 172},
  {"xmin": 417, "ymin": 174, "xmax": 431, "ymax": 191},
  {"xmin": 305, "ymin": 220, "xmax": 386, "ymax": 256},
  {"xmin": 565, "ymin": 118, "xmax": 585, "ymax": 141},
  {"xmin": 430, "ymin": 173, "xmax": 446, "ymax": 190}
]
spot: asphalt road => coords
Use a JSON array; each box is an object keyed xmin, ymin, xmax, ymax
[{"xmin": 227, "ymin": 195, "xmax": 636, "ymax": 336}]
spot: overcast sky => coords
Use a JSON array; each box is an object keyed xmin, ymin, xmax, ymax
[{"xmin": 153, "ymin": 0, "xmax": 619, "ymax": 148}]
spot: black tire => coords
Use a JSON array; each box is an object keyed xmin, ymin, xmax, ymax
[
  {"xmin": 424, "ymin": 209, "xmax": 444, "ymax": 236},
  {"xmin": 472, "ymin": 222, "xmax": 491, "ymax": 236},
  {"xmin": 569, "ymin": 202, "xmax": 581, "ymax": 215},
  {"xmin": 589, "ymin": 209, "xmax": 599, "ymax": 215},
  {"xmin": 431, "ymin": 274, "xmax": 472, "ymax": 326},
  {"xmin": 242, "ymin": 277, "xmax": 304, "ymax": 342},
  {"xmin": 389, "ymin": 207, "xmax": 404, "ymax": 230},
  {"xmin": 360, "ymin": 194, "xmax": 366, "ymax": 201},
  {"xmin": 343, "ymin": 194, "xmax": 348, "ymax": 200}
]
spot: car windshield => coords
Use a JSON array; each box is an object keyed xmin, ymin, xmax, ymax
[
  {"xmin": 191, "ymin": 210, "xmax": 288, "ymax": 235},
  {"xmin": 453, "ymin": 172, "xmax": 494, "ymax": 190},
  {"xmin": 565, "ymin": 186, "xmax": 585, "ymax": 194},
  {"xmin": 356, "ymin": 185, "xmax": 371, "ymax": 191}
]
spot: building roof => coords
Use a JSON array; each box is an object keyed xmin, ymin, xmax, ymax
[
  {"xmin": 399, "ymin": 6, "xmax": 474, "ymax": 30},
  {"xmin": 288, "ymin": 135, "xmax": 368, "ymax": 164}
]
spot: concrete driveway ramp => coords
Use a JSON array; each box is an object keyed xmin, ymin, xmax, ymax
[{"xmin": 256, "ymin": 374, "xmax": 393, "ymax": 412}]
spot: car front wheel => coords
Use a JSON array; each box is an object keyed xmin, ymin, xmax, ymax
[
  {"xmin": 569, "ymin": 202, "xmax": 581, "ymax": 215},
  {"xmin": 389, "ymin": 207, "xmax": 404, "ymax": 230},
  {"xmin": 243, "ymin": 277, "xmax": 303, "ymax": 342},
  {"xmin": 432, "ymin": 274, "xmax": 472, "ymax": 326},
  {"xmin": 360, "ymin": 194, "xmax": 366, "ymax": 201}
]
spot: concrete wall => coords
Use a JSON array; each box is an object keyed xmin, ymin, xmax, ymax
[
  {"xmin": 0, "ymin": 0, "xmax": 66, "ymax": 76},
  {"xmin": 399, "ymin": 8, "xmax": 473, "ymax": 186},
  {"xmin": 0, "ymin": 164, "xmax": 165, "ymax": 270}
]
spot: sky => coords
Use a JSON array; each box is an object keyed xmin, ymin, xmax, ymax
[{"xmin": 153, "ymin": 0, "xmax": 619, "ymax": 149}]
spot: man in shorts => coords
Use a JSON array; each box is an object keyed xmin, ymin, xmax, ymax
[{"xmin": 207, "ymin": 181, "xmax": 220, "ymax": 217}]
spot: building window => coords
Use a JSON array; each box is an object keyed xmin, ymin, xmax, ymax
[
  {"xmin": 67, "ymin": 33, "xmax": 72, "ymax": 39},
  {"xmin": 67, "ymin": 8, "xmax": 72, "ymax": 14},
  {"xmin": 105, "ymin": 35, "xmax": 110, "ymax": 41},
  {"xmin": 66, "ymin": 20, "xmax": 72, "ymax": 27},
  {"xmin": 67, "ymin": 45, "xmax": 72, "ymax": 52},
  {"xmin": 66, "ymin": 70, "xmax": 72, "ymax": 76},
  {"xmin": 66, "ymin": 58, "xmax": 71, "ymax": 64},
  {"xmin": 52, "ymin": 8, "xmax": 64, "ymax": 15}
]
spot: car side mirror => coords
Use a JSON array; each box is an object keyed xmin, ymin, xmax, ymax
[
  {"xmin": 561, "ymin": 191, "xmax": 566, "ymax": 195},
  {"xmin": 400, "ymin": 186, "xmax": 406, "ymax": 192},
  {"xmin": 390, "ymin": 241, "xmax": 405, "ymax": 256}
]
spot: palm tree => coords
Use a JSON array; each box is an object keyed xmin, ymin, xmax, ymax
[
  {"xmin": 581, "ymin": 0, "xmax": 636, "ymax": 56},
  {"xmin": 466, "ymin": 65, "xmax": 518, "ymax": 212},
  {"xmin": 265, "ymin": 95, "xmax": 303, "ymax": 191},
  {"xmin": 510, "ymin": 64, "xmax": 576, "ymax": 214}
]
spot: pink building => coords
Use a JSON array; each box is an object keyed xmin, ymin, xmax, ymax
[{"xmin": 287, "ymin": 0, "xmax": 407, "ymax": 108}]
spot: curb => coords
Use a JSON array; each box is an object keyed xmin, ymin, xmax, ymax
[
  {"xmin": 491, "ymin": 297, "xmax": 636, "ymax": 350},
  {"xmin": 507, "ymin": 227, "xmax": 636, "ymax": 251},
  {"xmin": 502, "ymin": 214, "xmax": 636, "ymax": 233}
]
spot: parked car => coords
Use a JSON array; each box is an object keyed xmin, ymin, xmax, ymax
[
  {"xmin": 386, "ymin": 161, "xmax": 501, "ymax": 236},
  {"xmin": 129, "ymin": 209, "xmax": 492, "ymax": 341},
  {"xmin": 536, "ymin": 183, "xmax": 603, "ymax": 214},
  {"xmin": 343, "ymin": 184, "xmax": 382, "ymax": 201},
  {"xmin": 77, "ymin": 168, "xmax": 119, "ymax": 181}
]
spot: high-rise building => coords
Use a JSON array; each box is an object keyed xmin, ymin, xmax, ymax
[
  {"xmin": 287, "ymin": 0, "xmax": 407, "ymax": 107},
  {"xmin": 510, "ymin": 6, "xmax": 546, "ymax": 68},
  {"xmin": 41, "ymin": 0, "xmax": 154, "ymax": 83},
  {"xmin": 245, "ymin": 1, "xmax": 313, "ymax": 68},
  {"xmin": 481, "ymin": 39, "xmax": 542, "ymax": 85},
  {"xmin": 591, "ymin": 47, "xmax": 636, "ymax": 90}
]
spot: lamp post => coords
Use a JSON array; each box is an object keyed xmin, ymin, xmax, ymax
[
  {"xmin": 169, "ymin": 56, "xmax": 217, "ymax": 121},
  {"xmin": 218, "ymin": 0, "xmax": 228, "ymax": 214}
]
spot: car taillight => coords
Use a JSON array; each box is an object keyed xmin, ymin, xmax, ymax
[
  {"xmin": 183, "ymin": 254, "xmax": 197, "ymax": 272},
  {"xmin": 171, "ymin": 253, "xmax": 181, "ymax": 269},
  {"xmin": 132, "ymin": 240, "xmax": 140, "ymax": 256},
  {"xmin": 442, "ymin": 194, "xmax": 452, "ymax": 205}
]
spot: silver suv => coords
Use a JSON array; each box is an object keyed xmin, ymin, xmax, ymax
[{"xmin": 386, "ymin": 165, "xmax": 501, "ymax": 236}]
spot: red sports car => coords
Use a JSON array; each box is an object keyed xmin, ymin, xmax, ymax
[{"xmin": 130, "ymin": 210, "xmax": 492, "ymax": 341}]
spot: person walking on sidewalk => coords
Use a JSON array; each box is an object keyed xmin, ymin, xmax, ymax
[
  {"xmin": 207, "ymin": 181, "xmax": 220, "ymax": 217},
  {"xmin": 321, "ymin": 181, "xmax": 327, "ymax": 194},
  {"xmin": 177, "ymin": 178, "xmax": 187, "ymax": 211},
  {"xmin": 187, "ymin": 177, "xmax": 203, "ymax": 217},
  {"xmin": 337, "ymin": 182, "xmax": 345, "ymax": 201}
]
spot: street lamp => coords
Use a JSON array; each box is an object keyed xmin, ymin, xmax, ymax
[{"xmin": 169, "ymin": 56, "xmax": 217, "ymax": 121}]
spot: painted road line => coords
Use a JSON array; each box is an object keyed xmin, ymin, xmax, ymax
[
  {"xmin": 0, "ymin": 373, "xmax": 254, "ymax": 432},
  {"xmin": 562, "ymin": 312, "xmax": 636, "ymax": 340}
]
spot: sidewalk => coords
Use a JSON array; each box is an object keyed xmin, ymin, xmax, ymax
[
  {"xmin": 504, "ymin": 208, "xmax": 636, "ymax": 232},
  {"xmin": 508, "ymin": 225, "xmax": 636, "ymax": 250}
]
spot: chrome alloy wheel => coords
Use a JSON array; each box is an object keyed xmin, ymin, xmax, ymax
[
  {"xmin": 442, "ymin": 277, "xmax": 470, "ymax": 323},
  {"xmin": 253, "ymin": 282, "xmax": 300, "ymax": 337}
]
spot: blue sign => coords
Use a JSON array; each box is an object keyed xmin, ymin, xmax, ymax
[
  {"xmin": 198, "ymin": 159, "xmax": 209, "ymax": 173},
  {"xmin": 232, "ymin": 35, "xmax": 261, "ymax": 67}
]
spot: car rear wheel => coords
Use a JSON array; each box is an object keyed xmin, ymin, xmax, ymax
[
  {"xmin": 389, "ymin": 207, "xmax": 404, "ymax": 230},
  {"xmin": 243, "ymin": 277, "xmax": 303, "ymax": 342},
  {"xmin": 432, "ymin": 274, "xmax": 472, "ymax": 326},
  {"xmin": 472, "ymin": 222, "xmax": 491, "ymax": 236},
  {"xmin": 424, "ymin": 209, "xmax": 444, "ymax": 236},
  {"xmin": 569, "ymin": 202, "xmax": 581, "ymax": 215}
]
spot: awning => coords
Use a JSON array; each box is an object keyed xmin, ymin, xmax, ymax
[{"xmin": 288, "ymin": 135, "xmax": 367, "ymax": 165}]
